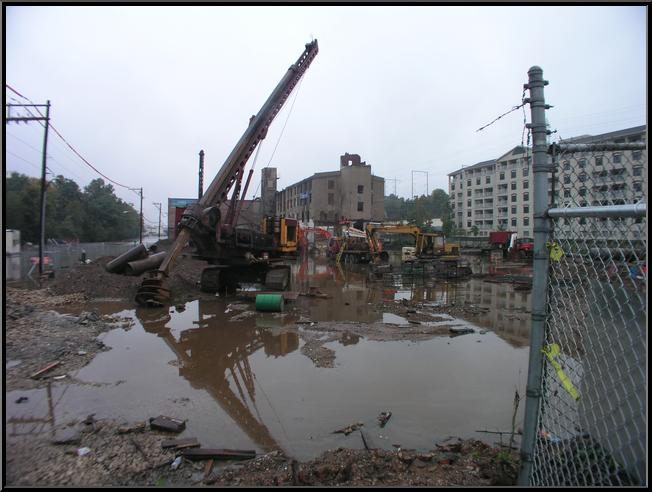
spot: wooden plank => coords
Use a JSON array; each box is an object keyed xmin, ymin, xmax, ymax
[
  {"xmin": 181, "ymin": 448, "xmax": 256, "ymax": 461},
  {"xmin": 161, "ymin": 437, "xmax": 200, "ymax": 450},
  {"xmin": 30, "ymin": 361, "xmax": 61, "ymax": 379}
]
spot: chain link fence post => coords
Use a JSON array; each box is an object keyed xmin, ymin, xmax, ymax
[{"xmin": 518, "ymin": 66, "xmax": 552, "ymax": 485}]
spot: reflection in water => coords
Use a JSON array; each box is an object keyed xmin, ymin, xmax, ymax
[{"xmin": 135, "ymin": 302, "xmax": 299, "ymax": 452}]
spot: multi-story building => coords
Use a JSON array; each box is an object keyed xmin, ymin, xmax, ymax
[
  {"xmin": 275, "ymin": 153, "xmax": 385, "ymax": 226},
  {"xmin": 448, "ymin": 125, "xmax": 646, "ymax": 238}
]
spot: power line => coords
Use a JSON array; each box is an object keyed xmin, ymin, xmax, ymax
[{"xmin": 6, "ymin": 84, "xmax": 140, "ymax": 192}]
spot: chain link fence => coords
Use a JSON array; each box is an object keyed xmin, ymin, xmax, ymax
[{"xmin": 519, "ymin": 67, "xmax": 647, "ymax": 486}]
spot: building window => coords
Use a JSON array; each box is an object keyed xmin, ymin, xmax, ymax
[
  {"xmin": 328, "ymin": 193, "xmax": 334, "ymax": 205},
  {"xmin": 500, "ymin": 172, "xmax": 505, "ymax": 180},
  {"xmin": 357, "ymin": 201, "xmax": 364, "ymax": 212},
  {"xmin": 511, "ymin": 182, "xmax": 517, "ymax": 190},
  {"xmin": 563, "ymin": 175, "xmax": 571, "ymax": 184},
  {"xmin": 633, "ymin": 167, "xmax": 642, "ymax": 176},
  {"xmin": 451, "ymin": 183, "xmax": 455, "ymax": 190},
  {"xmin": 613, "ymin": 154, "xmax": 622, "ymax": 164},
  {"xmin": 328, "ymin": 180, "xmax": 334, "ymax": 189},
  {"xmin": 579, "ymin": 173, "xmax": 587, "ymax": 182},
  {"xmin": 595, "ymin": 156, "xmax": 603, "ymax": 166},
  {"xmin": 467, "ymin": 200, "xmax": 471, "ymax": 207},
  {"xmin": 511, "ymin": 206, "xmax": 516, "ymax": 214},
  {"xmin": 563, "ymin": 161, "xmax": 570, "ymax": 171},
  {"xmin": 467, "ymin": 221, "xmax": 472, "ymax": 228},
  {"xmin": 476, "ymin": 178, "xmax": 481, "ymax": 185},
  {"xmin": 357, "ymin": 185, "xmax": 364, "ymax": 193},
  {"xmin": 523, "ymin": 192, "xmax": 529, "ymax": 201},
  {"xmin": 467, "ymin": 190, "xmax": 472, "ymax": 197},
  {"xmin": 523, "ymin": 168, "xmax": 529, "ymax": 177},
  {"xmin": 523, "ymin": 205, "xmax": 529, "ymax": 214},
  {"xmin": 523, "ymin": 231, "xmax": 529, "ymax": 237},
  {"xmin": 579, "ymin": 188, "xmax": 587, "ymax": 197},
  {"xmin": 486, "ymin": 176, "xmax": 491, "ymax": 184},
  {"xmin": 467, "ymin": 180, "xmax": 471, "ymax": 187},
  {"xmin": 511, "ymin": 218, "xmax": 517, "ymax": 227},
  {"xmin": 564, "ymin": 190, "xmax": 571, "ymax": 198},
  {"xmin": 511, "ymin": 194, "xmax": 517, "ymax": 203},
  {"xmin": 579, "ymin": 159, "xmax": 586, "ymax": 168},
  {"xmin": 467, "ymin": 211, "xmax": 472, "ymax": 217},
  {"xmin": 523, "ymin": 181, "xmax": 529, "ymax": 189},
  {"xmin": 633, "ymin": 182, "xmax": 642, "ymax": 192},
  {"xmin": 511, "ymin": 170, "xmax": 517, "ymax": 179}
]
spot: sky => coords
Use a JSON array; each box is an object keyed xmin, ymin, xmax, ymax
[{"xmin": 4, "ymin": 5, "xmax": 647, "ymax": 227}]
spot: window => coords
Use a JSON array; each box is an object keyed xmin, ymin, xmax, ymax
[
  {"xmin": 511, "ymin": 206, "xmax": 517, "ymax": 214},
  {"xmin": 357, "ymin": 185, "xmax": 364, "ymax": 193},
  {"xmin": 511, "ymin": 194, "xmax": 517, "ymax": 203},
  {"xmin": 613, "ymin": 154, "xmax": 622, "ymax": 164},
  {"xmin": 579, "ymin": 188, "xmax": 587, "ymax": 197},
  {"xmin": 467, "ymin": 200, "xmax": 471, "ymax": 207},
  {"xmin": 523, "ymin": 181, "xmax": 529, "ymax": 189},
  {"xmin": 328, "ymin": 180, "xmax": 334, "ymax": 189},
  {"xmin": 467, "ymin": 190, "xmax": 472, "ymax": 197},
  {"xmin": 523, "ymin": 205, "xmax": 529, "ymax": 214},
  {"xmin": 500, "ymin": 172, "xmax": 505, "ymax": 180},
  {"xmin": 524, "ymin": 217, "xmax": 530, "ymax": 226},
  {"xmin": 451, "ymin": 183, "xmax": 455, "ymax": 190},
  {"xmin": 511, "ymin": 182, "xmax": 517, "ymax": 190},
  {"xmin": 457, "ymin": 193, "xmax": 462, "ymax": 198},
  {"xmin": 633, "ymin": 182, "xmax": 642, "ymax": 192},
  {"xmin": 467, "ymin": 221, "xmax": 472, "ymax": 228},
  {"xmin": 523, "ymin": 231, "xmax": 529, "ymax": 237},
  {"xmin": 523, "ymin": 192, "xmax": 529, "ymax": 201},
  {"xmin": 328, "ymin": 193, "xmax": 334, "ymax": 205},
  {"xmin": 595, "ymin": 156, "xmax": 603, "ymax": 166},
  {"xmin": 633, "ymin": 167, "xmax": 642, "ymax": 176},
  {"xmin": 357, "ymin": 201, "xmax": 364, "ymax": 212},
  {"xmin": 467, "ymin": 180, "xmax": 471, "ymax": 187},
  {"xmin": 563, "ymin": 176, "xmax": 571, "ymax": 184},
  {"xmin": 579, "ymin": 159, "xmax": 586, "ymax": 168},
  {"xmin": 511, "ymin": 170, "xmax": 517, "ymax": 178},
  {"xmin": 563, "ymin": 161, "xmax": 570, "ymax": 171},
  {"xmin": 564, "ymin": 190, "xmax": 571, "ymax": 198},
  {"xmin": 579, "ymin": 173, "xmax": 587, "ymax": 182},
  {"xmin": 511, "ymin": 218, "xmax": 517, "ymax": 227},
  {"xmin": 486, "ymin": 176, "xmax": 491, "ymax": 184},
  {"xmin": 476, "ymin": 178, "xmax": 481, "ymax": 185},
  {"xmin": 523, "ymin": 168, "xmax": 529, "ymax": 177},
  {"xmin": 467, "ymin": 211, "xmax": 472, "ymax": 217}
]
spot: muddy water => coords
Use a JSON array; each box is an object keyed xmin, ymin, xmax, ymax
[{"xmin": 6, "ymin": 257, "xmax": 532, "ymax": 461}]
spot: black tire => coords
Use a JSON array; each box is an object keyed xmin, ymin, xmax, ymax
[
  {"xmin": 200, "ymin": 267, "xmax": 222, "ymax": 293},
  {"xmin": 265, "ymin": 266, "xmax": 290, "ymax": 290}
]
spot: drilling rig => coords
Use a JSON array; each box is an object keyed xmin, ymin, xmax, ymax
[{"xmin": 135, "ymin": 40, "xmax": 319, "ymax": 306}]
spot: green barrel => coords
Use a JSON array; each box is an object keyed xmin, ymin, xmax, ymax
[{"xmin": 255, "ymin": 294, "xmax": 284, "ymax": 312}]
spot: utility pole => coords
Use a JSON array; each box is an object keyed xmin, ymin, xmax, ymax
[
  {"xmin": 411, "ymin": 170, "xmax": 427, "ymax": 200},
  {"xmin": 198, "ymin": 150, "xmax": 205, "ymax": 200},
  {"xmin": 5, "ymin": 100, "xmax": 50, "ymax": 274},
  {"xmin": 386, "ymin": 177, "xmax": 400, "ymax": 196},
  {"xmin": 153, "ymin": 202, "xmax": 162, "ymax": 240},
  {"xmin": 139, "ymin": 188, "xmax": 144, "ymax": 244}
]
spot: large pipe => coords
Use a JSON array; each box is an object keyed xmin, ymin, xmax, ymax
[
  {"xmin": 124, "ymin": 251, "xmax": 168, "ymax": 276},
  {"xmin": 105, "ymin": 243, "xmax": 148, "ymax": 274}
]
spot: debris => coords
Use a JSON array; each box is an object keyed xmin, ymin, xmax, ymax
[
  {"xmin": 77, "ymin": 351, "xmax": 88, "ymax": 356},
  {"xmin": 51, "ymin": 428, "xmax": 82, "ymax": 445},
  {"xmin": 171, "ymin": 456, "xmax": 183, "ymax": 470},
  {"xmin": 407, "ymin": 320, "xmax": 421, "ymax": 325},
  {"xmin": 14, "ymin": 396, "xmax": 28, "ymax": 404},
  {"xmin": 181, "ymin": 448, "xmax": 257, "ymax": 461},
  {"xmin": 149, "ymin": 416, "xmax": 186, "ymax": 433},
  {"xmin": 30, "ymin": 361, "xmax": 61, "ymax": 379},
  {"xmin": 449, "ymin": 327, "xmax": 474, "ymax": 336},
  {"xmin": 130, "ymin": 437, "xmax": 149, "ymax": 461},
  {"xmin": 53, "ymin": 375, "xmax": 67, "ymax": 380},
  {"xmin": 161, "ymin": 437, "xmax": 200, "ymax": 450},
  {"xmin": 333, "ymin": 422, "xmax": 364, "ymax": 436},
  {"xmin": 203, "ymin": 459, "xmax": 214, "ymax": 480},
  {"xmin": 377, "ymin": 411, "xmax": 392, "ymax": 428},
  {"xmin": 117, "ymin": 422, "xmax": 147, "ymax": 434},
  {"xmin": 76, "ymin": 447, "xmax": 91, "ymax": 456},
  {"xmin": 83, "ymin": 414, "xmax": 96, "ymax": 426}
]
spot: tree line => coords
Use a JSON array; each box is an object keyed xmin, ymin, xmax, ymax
[
  {"xmin": 384, "ymin": 188, "xmax": 458, "ymax": 235},
  {"xmin": 5, "ymin": 172, "xmax": 140, "ymax": 243}
]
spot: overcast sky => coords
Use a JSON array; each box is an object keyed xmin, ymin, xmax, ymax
[{"xmin": 5, "ymin": 5, "xmax": 647, "ymax": 227}]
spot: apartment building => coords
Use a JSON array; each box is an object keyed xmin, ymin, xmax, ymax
[
  {"xmin": 448, "ymin": 125, "xmax": 646, "ymax": 238},
  {"xmin": 275, "ymin": 153, "xmax": 385, "ymax": 226}
]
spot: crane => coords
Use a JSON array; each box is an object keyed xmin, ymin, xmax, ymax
[{"xmin": 136, "ymin": 40, "xmax": 319, "ymax": 306}]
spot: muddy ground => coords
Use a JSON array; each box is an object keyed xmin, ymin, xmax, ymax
[{"xmin": 4, "ymin": 253, "xmax": 520, "ymax": 486}]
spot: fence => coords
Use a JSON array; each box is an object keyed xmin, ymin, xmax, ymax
[{"xmin": 519, "ymin": 67, "xmax": 647, "ymax": 486}]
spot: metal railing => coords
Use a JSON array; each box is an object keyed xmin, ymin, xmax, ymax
[{"xmin": 519, "ymin": 67, "xmax": 647, "ymax": 486}]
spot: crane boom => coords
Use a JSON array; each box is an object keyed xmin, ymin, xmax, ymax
[{"xmin": 136, "ymin": 40, "xmax": 319, "ymax": 306}]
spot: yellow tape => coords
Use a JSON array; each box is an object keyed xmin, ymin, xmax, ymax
[
  {"xmin": 546, "ymin": 241, "xmax": 564, "ymax": 262},
  {"xmin": 542, "ymin": 344, "xmax": 580, "ymax": 400}
]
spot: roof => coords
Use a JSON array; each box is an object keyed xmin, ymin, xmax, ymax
[
  {"xmin": 558, "ymin": 125, "xmax": 646, "ymax": 144},
  {"xmin": 447, "ymin": 159, "xmax": 496, "ymax": 176}
]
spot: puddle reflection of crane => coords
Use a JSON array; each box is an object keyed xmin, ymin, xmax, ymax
[{"xmin": 135, "ymin": 303, "xmax": 299, "ymax": 453}]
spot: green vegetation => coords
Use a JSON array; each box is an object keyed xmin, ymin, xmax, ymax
[
  {"xmin": 384, "ymin": 189, "xmax": 455, "ymax": 235},
  {"xmin": 5, "ymin": 172, "xmax": 140, "ymax": 243}
]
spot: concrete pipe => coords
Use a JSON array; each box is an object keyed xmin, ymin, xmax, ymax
[
  {"xmin": 105, "ymin": 244, "xmax": 148, "ymax": 274},
  {"xmin": 124, "ymin": 251, "xmax": 167, "ymax": 276}
]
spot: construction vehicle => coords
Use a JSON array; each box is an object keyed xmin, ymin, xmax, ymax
[
  {"xmin": 366, "ymin": 223, "xmax": 471, "ymax": 278},
  {"xmin": 485, "ymin": 231, "xmax": 532, "ymax": 259},
  {"xmin": 135, "ymin": 40, "xmax": 319, "ymax": 306}
]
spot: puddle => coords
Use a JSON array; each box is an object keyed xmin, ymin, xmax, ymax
[{"xmin": 6, "ymin": 257, "xmax": 532, "ymax": 461}]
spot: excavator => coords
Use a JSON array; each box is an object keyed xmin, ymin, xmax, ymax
[{"xmin": 135, "ymin": 40, "xmax": 319, "ymax": 306}]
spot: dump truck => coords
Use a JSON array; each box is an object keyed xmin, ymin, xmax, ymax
[{"xmin": 135, "ymin": 40, "xmax": 319, "ymax": 306}]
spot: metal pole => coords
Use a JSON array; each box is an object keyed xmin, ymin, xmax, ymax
[
  {"xmin": 198, "ymin": 149, "xmax": 204, "ymax": 200},
  {"xmin": 38, "ymin": 100, "xmax": 51, "ymax": 275},
  {"xmin": 153, "ymin": 202, "xmax": 162, "ymax": 240},
  {"xmin": 139, "ymin": 188, "xmax": 144, "ymax": 244},
  {"xmin": 518, "ymin": 66, "xmax": 552, "ymax": 485}
]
